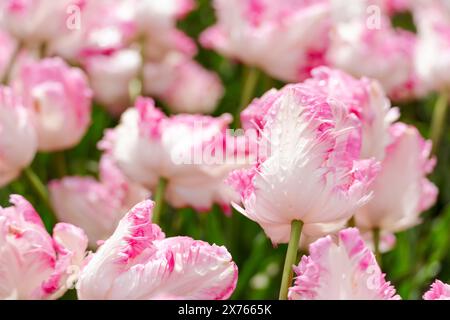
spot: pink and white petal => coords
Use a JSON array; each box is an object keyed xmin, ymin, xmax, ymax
[
  {"xmin": 110, "ymin": 236, "xmax": 238, "ymax": 300},
  {"xmin": 49, "ymin": 177, "xmax": 120, "ymax": 247},
  {"xmin": 77, "ymin": 200, "xmax": 164, "ymax": 299},
  {"xmin": 423, "ymin": 280, "xmax": 450, "ymax": 300},
  {"xmin": 289, "ymin": 228, "xmax": 399, "ymax": 300},
  {"xmin": 37, "ymin": 223, "xmax": 88, "ymax": 299}
]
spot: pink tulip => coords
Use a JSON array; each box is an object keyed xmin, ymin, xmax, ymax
[
  {"xmin": 414, "ymin": 1, "xmax": 450, "ymax": 92},
  {"xmin": 134, "ymin": 0, "xmax": 196, "ymax": 59},
  {"xmin": 77, "ymin": 200, "xmax": 238, "ymax": 300},
  {"xmin": 0, "ymin": 86, "xmax": 37, "ymax": 187},
  {"xmin": 84, "ymin": 49, "xmax": 142, "ymax": 116},
  {"xmin": 355, "ymin": 123, "xmax": 438, "ymax": 233},
  {"xmin": 14, "ymin": 57, "xmax": 92, "ymax": 151},
  {"xmin": 328, "ymin": 8, "xmax": 423, "ymax": 100},
  {"xmin": 303, "ymin": 67, "xmax": 399, "ymax": 160},
  {"xmin": 200, "ymin": 0, "xmax": 330, "ymax": 82},
  {"xmin": 134, "ymin": 0, "xmax": 195, "ymax": 31},
  {"xmin": 100, "ymin": 97, "xmax": 251, "ymax": 214},
  {"xmin": 229, "ymin": 81, "xmax": 379, "ymax": 244},
  {"xmin": 48, "ymin": 0, "xmax": 137, "ymax": 61},
  {"xmin": 144, "ymin": 53, "xmax": 224, "ymax": 114},
  {"xmin": 0, "ymin": 0, "xmax": 72, "ymax": 44},
  {"xmin": 49, "ymin": 155, "xmax": 149, "ymax": 247},
  {"xmin": 423, "ymin": 280, "xmax": 450, "ymax": 300},
  {"xmin": 0, "ymin": 195, "xmax": 88, "ymax": 299},
  {"xmin": 288, "ymin": 228, "xmax": 399, "ymax": 300}
]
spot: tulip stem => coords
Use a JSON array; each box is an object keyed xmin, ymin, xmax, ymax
[
  {"xmin": 279, "ymin": 219, "xmax": 303, "ymax": 300},
  {"xmin": 53, "ymin": 151, "xmax": 67, "ymax": 177},
  {"xmin": 235, "ymin": 66, "xmax": 260, "ymax": 127},
  {"xmin": 22, "ymin": 167, "xmax": 56, "ymax": 228},
  {"xmin": 430, "ymin": 91, "xmax": 449, "ymax": 155},
  {"xmin": 373, "ymin": 228, "xmax": 382, "ymax": 267},
  {"xmin": 152, "ymin": 177, "xmax": 167, "ymax": 225}
]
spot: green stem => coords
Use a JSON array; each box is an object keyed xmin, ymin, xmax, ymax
[
  {"xmin": 262, "ymin": 72, "xmax": 275, "ymax": 92},
  {"xmin": 430, "ymin": 92, "xmax": 449, "ymax": 155},
  {"xmin": 128, "ymin": 77, "xmax": 143, "ymax": 104},
  {"xmin": 22, "ymin": 167, "xmax": 56, "ymax": 227},
  {"xmin": 279, "ymin": 220, "xmax": 303, "ymax": 300},
  {"xmin": 235, "ymin": 66, "xmax": 260, "ymax": 128},
  {"xmin": 152, "ymin": 178, "xmax": 167, "ymax": 225},
  {"xmin": 53, "ymin": 151, "xmax": 67, "ymax": 177},
  {"xmin": 373, "ymin": 228, "xmax": 382, "ymax": 267}
]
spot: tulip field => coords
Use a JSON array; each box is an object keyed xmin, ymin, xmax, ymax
[{"xmin": 1, "ymin": 0, "xmax": 450, "ymax": 301}]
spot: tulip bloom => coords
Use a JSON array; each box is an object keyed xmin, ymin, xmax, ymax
[
  {"xmin": 143, "ymin": 53, "xmax": 224, "ymax": 114},
  {"xmin": 135, "ymin": 0, "xmax": 196, "ymax": 60},
  {"xmin": 0, "ymin": 86, "xmax": 37, "ymax": 187},
  {"xmin": 0, "ymin": 0, "xmax": 72, "ymax": 44},
  {"xmin": 302, "ymin": 67, "xmax": 399, "ymax": 160},
  {"xmin": 289, "ymin": 228, "xmax": 399, "ymax": 300},
  {"xmin": 0, "ymin": 195, "xmax": 88, "ymax": 299},
  {"xmin": 229, "ymin": 81, "xmax": 379, "ymax": 245},
  {"xmin": 49, "ymin": 155, "xmax": 149, "ymax": 247},
  {"xmin": 48, "ymin": 0, "xmax": 137, "ymax": 61},
  {"xmin": 414, "ymin": 1, "xmax": 450, "ymax": 92},
  {"xmin": 134, "ymin": 0, "xmax": 195, "ymax": 31},
  {"xmin": 354, "ymin": 123, "xmax": 437, "ymax": 233},
  {"xmin": 14, "ymin": 57, "xmax": 92, "ymax": 151},
  {"xmin": 77, "ymin": 200, "xmax": 238, "ymax": 300},
  {"xmin": 101, "ymin": 97, "xmax": 251, "ymax": 213},
  {"xmin": 84, "ymin": 49, "xmax": 142, "ymax": 116},
  {"xmin": 328, "ymin": 7, "xmax": 422, "ymax": 100},
  {"xmin": 200, "ymin": 0, "xmax": 330, "ymax": 82},
  {"xmin": 423, "ymin": 280, "xmax": 450, "ymax": 300}
]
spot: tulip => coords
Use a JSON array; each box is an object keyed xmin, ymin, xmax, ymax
[
  {"xmin": 135, "ymin": 0, "xmax": 196, "ymax": 59},
  {"xmin": 100, "ymin": 97, "xmax": 251, "ymax": 216},
  {"xmin": 84, "ymin": 49, "xmax": 142, "ymax": 116},
  {"xmin": 328, "ymin": 6, "xmax": 422, "ymax": 100},
  {"xmin": 134, "ymin": 0, "xmax": 195, "ymax": 31},
  {"xmin": 0, "ymin": 0, "xmax": 72, "ymax": 44},
  {"xmin": 48, "ymin": 0, "xmax": 137, "ymax": 61},
  {"xmin": 423, "ymin": 280, "xmax": 450, "ymax": 300},
  {"xmin": 288, "ymin": 228, "xmax": 400, "ymax": 300},
  {"xmin": 200, "ymin": 0, "xmax": 330, "ymax": 82},
  {"xmin": 0, "ymin": 86, "xmax": 37, "ymax": 187},
  {"xmin": 229, "ymin": 80, "xmax": 379, "ymax": 299},
  {"xmin": 414, "ymin": 1, "xmax": 450, "ymax": 154},
  {"xmin": 414, "ymin": 1, "xmax": 450, "ymax": 92},
  {"xmin": 14, "ymin": 57, "xmax": 92, "ymax": 151},
  {"xmin": 354, "ymin": 123, "xmax": 438, "ymax": 234},
  {"xmin": 77, "ymin": 200, "xmax": 238, "ymax": 300},
  {"xmin": 49, "ymin": 155, "xmax": 149, "ymax": 247},
  {"xmin": 229, "ymin": 82, "xmax": 378, "ymax": 245},
  {"xmin": 0, "ymin": 195, "xmax": 88, "ymax": 299},
  {"xmin": 143, "ymin": 53, "xmax": 224, "ymax": 114},
  {"xmin": 303, "ymin": 67, "xmax": 399, "ymax": 160}
]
